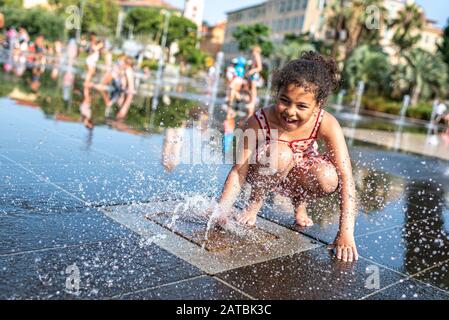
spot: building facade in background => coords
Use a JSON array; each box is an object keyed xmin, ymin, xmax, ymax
[
  {"xmin": 200, "ymin": 21, "xmax": 226, "ymax": 58},
  {"xmin": 223, "ymin": 0, "xmax": 326, "ymax": 58},
  {"xmin": 380, "ymin": 0, "xmax": 442, "ymax": 57},
  {"xmin": 183, "ymin": 0, "xmax": 205, "ymax": 29},
  {"xmin": 222, "ymin": 0, "xmax": 443, "ymax": 60},
  {"xmin": 117, "ymin": 0, "xmax": 178, "ymax": 12}
]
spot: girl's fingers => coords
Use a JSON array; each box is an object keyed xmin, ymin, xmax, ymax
[
  {"xmin": 353, "ymin": 246, "xmax": 359, "ymax": 261},
  {"xmin": 347, "ymin": 249, "xmax": 353, "ymax": 262},
  {"xmin": 336, "ymin": 247, "xmax": 342, "ymax": 260},
  {"xmin": 342, "ymin": 248, "xmax": 348, "ymax": 262}
]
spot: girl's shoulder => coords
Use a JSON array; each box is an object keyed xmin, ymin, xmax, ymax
[
  {"xmin": 317, "ymin": 110, "xmax": 343, "ymax": 138},
  {"xmin": 247, "ymin": 105, "xmax": 273, "ymax": 130},
  {"xmin": 258, "ymin": 105, "xmax": 275, "ymax": 118}
]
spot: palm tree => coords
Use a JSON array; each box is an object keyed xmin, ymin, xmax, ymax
[
  {"xmin": 344, "ymin": 0, "xmax": 387, "ymax": 56},
  {"xmin": 232, "ymin": 23, "xmax": 274, "ymax": 57},
  {"xmin": 396, "ymin": 49, "xmax": 448, "ymax": 105},
  {"xmin": 343, "ymin": 45, "xmax": 391, "ymax": 95},
  {"xmin": 273, "ymin": 41, "xmax": 316, "ymax": 68},
  {"xmin": 390, "ymin": 3, "xmax": 425, "ymax": 52},
  {"xmin": 326, "ymin": 0, "xmax": 387, "ymax": 60}
]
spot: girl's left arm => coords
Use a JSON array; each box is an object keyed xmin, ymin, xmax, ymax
[{"xmin": 319, "ymin": 113, "xmax": 358, "ymax": 262}]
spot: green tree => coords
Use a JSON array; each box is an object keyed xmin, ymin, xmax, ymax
[
  {"xmin": 327, "ymin": 0, "xmax": 386, "ymax": 59},
  {"xmin": 283, "ymin": 32, "xmax": 332, "ymax": 56},
  {"xmin": 438, "ymin": 19, "xmax": 449, "ymax": 77},
  {"xmin": 1, "ymin": 7, "xmax": 65, "ymax": 40},
  {"xmin": 232, "ymin": 23, "xmax": 273, "ymax": 57},
  {"xmin": 273, "ymin": 35, "xmax": 316, "ymax": 68},
  {"xmin": 125, "ymin": 7, "xmax": 164, "ymax": 41},
  {"xmin": 176, "ymin": 37, "xmax": 208, "ymax": 71},
  {"xmin": 390, "ymin": 3, "xmax": 425, "ymax": 52},
  {"xmin": 343, "ymin": 45, "xmax": 392, "ymax": 95},
  {"xmin": 0, "ymin": 0, "xmax": 23, "ymax": 7},
  {"xmin": 395, "ymin": 49, "xmax": 448, "ymax": 105},
  {"xmin": 125, "ymin": 8, "xmax": 197, "ymax": 49},
  {"xmin": 49, "ymin": 0, "xmax": 119, "ymax": 37},
  {"xmin": 125, "ymin": 7, "xmax": 201, "ymax": 71}
]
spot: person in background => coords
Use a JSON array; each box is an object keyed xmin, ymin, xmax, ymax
[
  {"xmin": 84, "ymin": 38, "xmax": 103, "ymax": 87},
  {"xmin": 435, "ymin": 100, "xmax": 448, "ymax": 124},
  {"xmin": 223, "ymin": 56, "xmax": 247, "ymax": 112},
  {"xmin": 223, "ymin": 109, "xmax": 236, "ymax": 154},
  {"xmin": 116, "ymin": 56, "xmax": 136, "ymax": 121},
  {"xmin": 18, "ymin": 27, "xmax": 29, "ymax": 44},
  {"xmin": 245, "ymin": 46, "xmax": 263, "ymax": 118},
  {"xmin": 94, "ymin": 54, "xmax": 126, "ymax": 117},
  {"xmin": 29, "ymin": 35, "xmax": 46, "ymax": 91},
  {"xmin": 51, "ymin": 40, "xmax": 63, "ymax": 80}
]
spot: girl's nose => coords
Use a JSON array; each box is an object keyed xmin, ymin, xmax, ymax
[{"xmin": 287, "ymin": 106, "xmax": 296, "ymax": 116}]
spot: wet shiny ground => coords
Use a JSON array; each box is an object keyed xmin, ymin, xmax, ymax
[{"xmin": 2, "ymin": 96, "xmax": 449, "ymax": 300}]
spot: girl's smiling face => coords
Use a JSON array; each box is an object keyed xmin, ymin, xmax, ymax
[{"xmin": 275, "ymin": 84, "xmax": 319, "ymax": 131}]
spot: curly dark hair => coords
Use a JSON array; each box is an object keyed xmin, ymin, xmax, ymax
[{"xmin": 272, "ymin": 51, "xmax": 340, "ymax": 105}]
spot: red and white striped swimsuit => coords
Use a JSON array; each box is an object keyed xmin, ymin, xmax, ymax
[{"xmin": 255, "ymin": 107, "xmax": 331, "ymax": 170}]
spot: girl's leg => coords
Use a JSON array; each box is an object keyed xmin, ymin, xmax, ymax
[
  {"xmin": 292, "ymin": 195, "xmax": 313, "ymax": 227},
  {"xmin": 238, "ymin": 142, "xmax": 295, "ymax": 226},
  {"xmin": 286, "ymin": 160, "xmax": 339, "ymax": 227}
]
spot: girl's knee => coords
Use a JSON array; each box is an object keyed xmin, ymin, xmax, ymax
[
  {"xmin": 314, "ymin": 164, "xmax": 339, "ymax": 195},
  {"xmin": 263, "ymin": 143, "xmax": 293, "ymax": 174}
]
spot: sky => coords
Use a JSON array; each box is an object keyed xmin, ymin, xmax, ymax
[{"xmin": 166, "ymin": 0, "xmax": 449, "ymax": 28}]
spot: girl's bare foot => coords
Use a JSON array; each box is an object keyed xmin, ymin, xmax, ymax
[
  {"xmin": 237, "ymin": 209, "xmax": 257, "ymax": 226},
  {"xmin": 237, "ymin": 197, "xmax": 265, "ymax": 226},
  {"xmin": 294, "ymin": 202, "xmax": 313, "ymax": 227}
]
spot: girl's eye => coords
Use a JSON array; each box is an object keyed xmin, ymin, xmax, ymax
[
  {"xmin": 297, "ymin": 104, "xmax": 307, "ymax": 109},
  {"xmin": 281, "ymin": 98, "xmax": 290, "ymax": 104}
]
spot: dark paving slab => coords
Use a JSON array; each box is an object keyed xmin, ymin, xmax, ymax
[
  {"xmin": 0, "ymin": 183, "xmax": 85, "ymax": 213},
  {"xmin": 349, "ymin": 145, "xmax": 449, "ymax": 189},
  {"xmin": 0, "ymin": 146, "xmax": 118, "ymax": 166},
  {"xmin": 260, "ymin": 174, "xmax": 448, "ymax": 247},
  {"xmin": 16, "ymin": 163, "xmax": 143, "ymax": 184},
  {"xmin": 216, "ymin": 247, "xmax": 406, "ymax": 300},
  {"xmin": 414, "ymin": 260, "xmax": 449, "ymax": 292},
  {"xmin": 260, "ymin": 198, "xmax": 408, "ymax": 244},
  {"xmin": 0, "ymin": 206, "xmax": 132, "ymax": 255},
  {"xmin": 117, "ymin": 276, "xmax": 249, "ymax": 300},
  {"xmin": 410, "ymin": 212, "xmax": 449, "ymax": 242},
  {"xmin": 0, "ymin": 236, "xmax": 203, "ymax": 299},
  {"xmin": 365, "ymin": 279, "xmax": 449, "ymax": 300},
  {"xmin": 0, "ymin": 164, "xmax": 41, "ymax": 186},
  {"xmin": 356, "ymin": 223, "xmax": 449, "ymax": 275}
]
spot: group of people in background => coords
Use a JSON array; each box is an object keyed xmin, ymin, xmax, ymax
[
  {"xmin": 1, "ymin": 27, "xmax": 147, "ymax": 129},
  {"xmin": 223, "ymin": 46, "xmax": 263, "ymax": 125},
  {"xmin": 221, "ymin": 45, "xmax": 263, "ymax": 152},
  {"xmin": 2, "ymin": 27, "xmax": 49, "ymax": 91},
  {"xmin": 80, "ymin": 32, "xmax": 138, "ymax": 129}
]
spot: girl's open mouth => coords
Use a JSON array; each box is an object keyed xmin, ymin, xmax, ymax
[{"xmin": 281, "ymin": 114, "xmax": 299, "ymax": 127}]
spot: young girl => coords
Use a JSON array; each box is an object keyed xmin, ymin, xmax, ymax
[{"xmin": 217, "ymin": 51, "xmax": 358, "ymax": 262}]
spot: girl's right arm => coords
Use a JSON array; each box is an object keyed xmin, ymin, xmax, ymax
[{"xmin": 218, "ymin": 116, "xmax": 259, "ymax": 212}]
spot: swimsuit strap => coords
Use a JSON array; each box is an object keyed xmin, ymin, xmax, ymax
[
  {"xmin": 255, "ymin": 109, "xmax": 271, "ymax": 142},
  {"xmin": 310, "ymin": 109, "xmax": 325, "ymax": 139}
]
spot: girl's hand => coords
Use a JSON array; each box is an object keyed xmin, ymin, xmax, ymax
[{"xmin": 328, "ymin": 231, "xmax": 359, "ymax": 262}]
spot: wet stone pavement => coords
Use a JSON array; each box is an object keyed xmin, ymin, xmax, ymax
[{"xmin": 2, "ymin": 98, "xmax": 449, "ymax": 300}]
